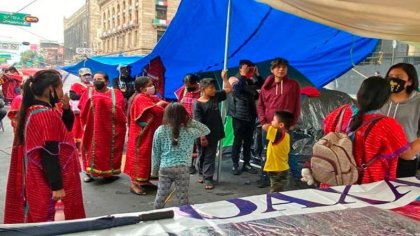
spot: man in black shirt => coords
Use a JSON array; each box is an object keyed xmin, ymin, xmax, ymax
[{"xmin": 112, "ymin": 65, "xmax": 135, "ymax": 100}]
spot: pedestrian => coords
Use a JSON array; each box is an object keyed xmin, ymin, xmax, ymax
[
  {"xmin": 380, "ymin": 63, "xmax": 419, "ymax": 177},
  {"xmin": 69, "ymin": 67, "xmax": 92, "ymax": 149},
  {"xmin": 6, "ymin": 92, "xmax": 22, "ymax": 132},
  {"xmin": 194, "ymin": 70, "xmax": 232, "ymax": 190},
  {"xmin": 1, "ymin": 67, "xmax": 22, "ymax": 104},
  {"xmin": 112, "ymin": 65, "xmax": 136, "ymax": 101},
  {"xmin": 262, "ymin": 111, "xmax": 294, "ymax": 192},
  {"xmin": 4, "ymin": 69, "xmax": 85, "ymax": 223},
  {"xmin": 257, "ymin": 58, "xmax": 301, "ymax": 188},
  {"xmin": 228, "ymin": 60, "xmax": 263, "ymax": 175},
  {"xmin": 302, "ymin": 77, "xmax": 420, "ymax": 186},
  {"xmin": 152, "ymin": 103, "xmax": 210, "ymax": 209},
  {"xmin": 79, "ymin": 72, "xmax": 127, "ymax": 182},
  {"xmin": 174, "ymin": 73, "xmax": 201, "ymax": 174},
  {"xmin": 125, "ymin": 76, "xmax": 168, "ymax": 195}
]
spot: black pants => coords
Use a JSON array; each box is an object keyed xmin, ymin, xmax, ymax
[
  {"xmin": 0, "ymin": 108, "xmax": 7, "ymax": 122},
  {"xmin": 397, "ymin": 158, "xmax": 419, "ymax": 178},
  {"xmin": 231, "ymin": 118, "xmax": 255, "ymax": 167},
  {"xmin": 196, "ymin": 139, "xmax": 218, "ymax": 181}
]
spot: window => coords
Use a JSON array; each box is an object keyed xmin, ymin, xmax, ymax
[
  {"xmin": 157, "ymin": 30, "xmax": 165, "ymax": 41},
  {"xmin": 155, "ymin": 5, "xmax": 167, "ymax": 20},
  {"xmin": 128, "ymin": 32, "xmax": 131, "ymax": 49},
  {"xmin": 134, "ymin": 30, "xmax": 138, "ymax": 47}
]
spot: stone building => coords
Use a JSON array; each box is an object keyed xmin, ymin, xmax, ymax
[
  {"xmin": 97, "ymin": 0, "xmax": 180, "ymax": 56},
  {"xmin": 63, "ymin": 0, "xmax": 101, "ymax": 62}
]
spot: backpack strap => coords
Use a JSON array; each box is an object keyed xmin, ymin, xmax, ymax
[
  {"xmin": 333, "ymin": 105, "xmax": 348, "ymax": 132},
  {"xmin": 356, "ymin": 116, "xmax": 385, "ymax": 184}
]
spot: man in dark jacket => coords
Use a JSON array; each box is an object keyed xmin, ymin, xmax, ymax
[
  {"xmin": 256, "ymin": 58, "xmax": 301, "ymax": 187},
  {"xmin": 112, "ymin": 65, "xmax": 135, "ymax": 101},
  {"xmin": 228, "ymin": 60, "xmax": 263, "ymax": 175}
]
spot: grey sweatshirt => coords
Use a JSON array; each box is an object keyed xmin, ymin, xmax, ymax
[{"xmin": 380, "ymin": 90, "xmax": 420, "ymax": 143}]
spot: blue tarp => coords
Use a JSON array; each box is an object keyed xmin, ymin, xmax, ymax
[
  {"xmin": 129, "ymin": 0, "xmax": 378, "ymax": 98},
  {"xmin": 61, "ymin": 55, "xmax": 143, "ymax": 82}
]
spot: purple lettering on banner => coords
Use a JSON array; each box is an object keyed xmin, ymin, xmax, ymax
[
  {"xmin": 392, "ymin": 177, "xmax": 420, "ymax": 188},
  {"xmin": 384, "ymin": 180, "xmax": 411, "ymax": 201},
  {"xmin": 264, "ymin": 192, "xmax": 331, "ymax": 213},
  {"xmin": 177, "ymin": 198, "xmax": 257, "ymax": 220}
]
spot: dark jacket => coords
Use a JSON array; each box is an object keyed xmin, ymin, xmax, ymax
[
  {"xmin": 228, "ymin": 73, "xmax": 262, "ymax": 122},
  {"xmin": 257, "ymin": 75, "xmax": 301, "ymax": 125}
]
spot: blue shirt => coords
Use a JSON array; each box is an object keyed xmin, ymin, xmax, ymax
[{"xmin": 152, "ymin": 120, "xmax": 210, "ymax": 175}]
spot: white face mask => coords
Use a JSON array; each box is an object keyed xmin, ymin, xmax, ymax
[{"xmin": 145, "ymin": 86, "xmax": 156, "ymax": 95}]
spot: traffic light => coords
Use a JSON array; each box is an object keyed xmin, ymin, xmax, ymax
[{"xmin": 24, "ymin": 16, "xmax": 39, "ymax": 23}]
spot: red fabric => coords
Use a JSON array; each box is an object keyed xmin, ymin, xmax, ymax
[
  {"xmin": 301, "ymin": 86, "xmax": 320, "ymax": 97},
  {"xmin": 125, "ymin": 93, "xmax": 164, "ymax": 182},
  {"xmin": 175, "ymin": 85, "xmax": 201, "ymax": 117},
  {"xmin": 1, "ymin": 73, "xmax": 22, "ymax": 101},
  {"xmin": 7, "ymin": 95, "xmax": 22, "ymax": 132},
  {"xmin": 323, "ymin": 105, "xmax": 409, "ymax": 184},
  {"xmin": 79, "ymin": 88, "xmax": 127, "ymax": 177},
  {"xmin": 4, "ymin": 105, "xmax": 85, "ymax": 223},
  {"xmin": 144, "ymin": 57, "xmax": 165, "ymax": 97},
  {"xmin": 70, "ymin": 82, "xmax": 90, "ymax": 141},
  {"xmin": 257, "ymin": 75, "xmax": 301, "ymax": 125}
]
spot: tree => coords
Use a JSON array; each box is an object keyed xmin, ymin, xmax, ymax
[{"xmin": 20, "ymin": 50, "xmax": 44, "ymax": 67}]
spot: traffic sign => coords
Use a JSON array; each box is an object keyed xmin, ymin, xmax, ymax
[{"xmin": 0, "ymin": 11, "xmax": 31, "ymax": 27}]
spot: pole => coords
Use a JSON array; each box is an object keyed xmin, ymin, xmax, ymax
[
  {"xmin": 391, "ymin": 40, "xmax": 397, "ymax": 65},
  {"xmin": 216, "ymin": 0, "xmax": 232, "ymax": 183}
]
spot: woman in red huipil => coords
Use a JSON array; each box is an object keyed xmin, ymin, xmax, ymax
[
  {"xmin": 78, "ymin": 72, "xmax": 127, "ymax": 182},
  {"xmin": 1, "ymin": 67, "xmax": 22, "ymax": 104},
  {"xmin": 125, "ymin": 76, "xmax": 167, "ymax": 195},
  {"xmin": 4, "ymin": 69, "xmax": 85, "ymax": 223}
]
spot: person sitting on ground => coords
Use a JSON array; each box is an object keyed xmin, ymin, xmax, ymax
[
  {"xmin": 152, "ymin": 103, "xmax": 210, "ymax": 209},
  {"xmin": 262, "ymin": 111, "xmax": 294, "ymax": 193},
  {"xmin": 194, "ymin": 70, "xmax": 232, "ymax": 190},
  {"xmin": 302, "ymin": 77, "xmax": 420, "ymax": 186}
]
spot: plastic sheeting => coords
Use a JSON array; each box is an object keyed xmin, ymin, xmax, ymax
[
  {"xmin": 129, "ymin": 0, "xmax": 378, "ymax": 98},
  {"xmin": 61, "ymin": 56, "xmax": 143, "ymax": 83}
]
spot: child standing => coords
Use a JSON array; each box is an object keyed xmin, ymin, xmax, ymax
[
  {"xmin": 152, "ymin": 103, "xmax": 210, "ymax": 209},
  {"xmin": 194, "ymin": 70, "xmax": 232, "ymax": 190},
  {"xmin": 262, "ymin": 111, "xmax": 294, "ymax": 192}
]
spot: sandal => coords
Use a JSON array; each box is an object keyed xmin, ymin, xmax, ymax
[
  {"xmin": 197, "ymin": 176, "xmax": 204, "ymax": 184},
  {"xmin": 83, "ymin": 175, "xmax": 94, "ymax": 183},
  {"xmin": 130, "ymin": 185, "xmax": 147, "ymax": 195},
  {"xmin": 205, "ymin": 181, "xmax": 214, "ymax": 190}
]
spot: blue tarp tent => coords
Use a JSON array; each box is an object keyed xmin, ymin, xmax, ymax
[
  {"xmin": 61, "ymin": 55, "xmax": 143, "ymax": 82},
  {"xmin": 129, "ymin": 0, "xmax": 378, "ymax": 98}
]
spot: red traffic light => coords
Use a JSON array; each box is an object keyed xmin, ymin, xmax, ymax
[{"xmin": 24, "ymin": 16, "xmax": 39, "ymax": 23}]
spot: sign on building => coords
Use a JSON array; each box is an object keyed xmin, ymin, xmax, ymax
[
  {"xmin": 76, "ymin": 48, "xmax": 93, "ymax": 55},
  {"xmin": 0, "ymin": 42, "xmax": 20, "ymax": 50}
]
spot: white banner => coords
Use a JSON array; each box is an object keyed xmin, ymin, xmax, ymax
[{"xmin": 2, "ymin": 177, "xmax": 420, "ymax": 235}]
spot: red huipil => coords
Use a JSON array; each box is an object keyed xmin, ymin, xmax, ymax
[
  {"xmin": 70, "ymin": 82, "xmax": 91, "ymax": 142},
  {"xmin": 125, "ymin": 93, "xmax": 164, "ymax": 182},
  {"xmin": 7, "ymin": 95, "xmax": 22, "ymax": 132},
  {"xmin": 1, "ymin": 73, "xmax": 22, "ymax": 102},
  {"xmin": 323, "ymin": 105, "xmax": 409, "ymax": 184},
  {"xmin": 175, "ymin": 85, "xmax": 201, "ymax": 117},
  {"xmin": 79, "ymin": 88, "xmax": 127, "ymax": 177},
  {"xmin": 4, "ymin": 105, "xmax": 85, "ymax": 223}
]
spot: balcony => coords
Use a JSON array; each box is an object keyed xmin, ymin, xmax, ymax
[
  {"xmin": 152, "ymin": 18, "xmax": 168, "ymax": 27},
  {"xmin": 155, "ymin": 0, "xmax": 168, "ymax": 6}
]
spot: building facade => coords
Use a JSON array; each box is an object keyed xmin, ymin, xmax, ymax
[
  {"xmin": 97, "ymin": 0, "xmax": 180, "ymax": 56},
  {"xmin": 63, "ymin": 0, "xmax": 101, "ymax": 62}
]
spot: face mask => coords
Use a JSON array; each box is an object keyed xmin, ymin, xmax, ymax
[
  {"xmin": 145, "ymin": 86, "xmax": 156, "ymax": 95},
  {"xmin": 186, "ymin": 86, "xmax": 196, "ymax": 92},
  {"xmin": 94, "ymin": 80, "xmax": 106, "ymax": 90},
  {"xmin": 388, "ymin": 77, "xmax": 406, "ymax": 93},
  {"xmin": 82, "ymin": 75, "xmax": 91, "ymax": 84},
  {"xmin": 50, "ymin": 89, "xmax": 59, "ymax": 107}
]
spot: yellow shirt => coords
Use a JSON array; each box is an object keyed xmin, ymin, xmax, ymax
[{"xmin": 264, "ymin": 126, "xmax": 290, "ymax": 172}]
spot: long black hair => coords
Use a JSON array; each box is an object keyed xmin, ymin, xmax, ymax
[
  {"xmin": 349, "ymin": 76, "xmax": 391, "ymax": 131},
  {"xmin": 135, "ymin": 76, "xmax": 150, "ymax": 92},
  {"xmin": 386, "ymin": 63, "xmax": 419, "ymax": 94},
  {"xmin": 162, "ymin": 102, "xmax": 190, "ymax": 146},
  {"xmin": 16, "ymin": 69, "xmax": 62, "ymax": 144}
]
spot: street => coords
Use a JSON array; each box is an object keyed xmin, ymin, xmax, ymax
[{"xmin": 0, "ymin": 74, "xmax": 268, "ymax": 222}]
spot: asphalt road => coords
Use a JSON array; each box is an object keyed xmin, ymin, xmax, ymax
[{"xmin": 0, "ymin": 74, "xmax": 268, "ymax": 222}]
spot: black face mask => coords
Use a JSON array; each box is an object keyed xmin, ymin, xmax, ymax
[
  {"xmin": 388, "ymin": 77, "xmax": 406, "ymax": 93},
  {"xmin": 94, "ymin": 81, "xmax": 106, "ymax": 90},
  {"xmin": 186, "ymin": 87, "xmax": 196, "ymax": 92},
  {"xmin": 50, "ymin": 89, "xmax": 59, "ymax": 107}
]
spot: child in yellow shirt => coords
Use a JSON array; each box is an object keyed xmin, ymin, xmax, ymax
[{"xmin": 262, "ymin": 111, "xmax": 293, "ymax": 192}]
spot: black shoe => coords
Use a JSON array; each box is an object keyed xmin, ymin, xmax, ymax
[
  {"xmin": 231, "ymin": 165, "xmax": 241, "ymax": 175},
  {"xmin": 189, "ymin": 166, "xmax": 197, "ymax": 175},
  {"xmin": 242, "ymin": 164, "xmax": 258, "ymax": 174}
]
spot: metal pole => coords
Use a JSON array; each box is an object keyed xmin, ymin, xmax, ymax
[
  {"xmin": 216, "ymin": 0, "xmax": 232, "ymax": 183},
  {"xmin": 391, "ymin": 40, "xmax": 397, "ymax": 65}
]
